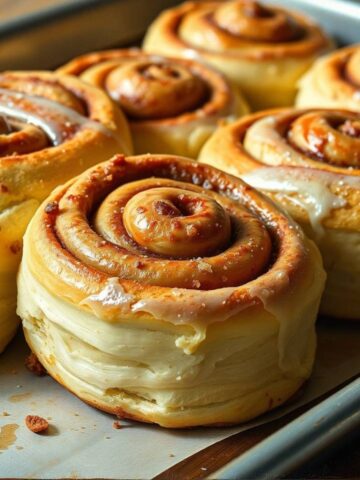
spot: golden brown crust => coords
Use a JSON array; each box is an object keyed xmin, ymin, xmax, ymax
[
  {"xmin": 26, "ymin": 153, "xmax": 314, "ymax": 317},
  {"xmin": 0, "ymin": 70, "xmax": 132, "ymax": 354},
  {"xmin": 199, "ymin": 108, "xmax": 360, "ymax": 231},
  {"xmin": 58, "ymin": 49, "xmax": 247, "ymax": 156},
  {"xmin": 19, "ymin": 153, "xmax": 324, "ymax": 427},
  {"xmin": 199, "ymin": 108, "xmax": 360, "ymax": 319},
  {"xmin": 143, "ymin": 1, "xmax": 333, "ymax": 109},
  {"xmin": 296, "ymin": 44, "xmax": 360, "ymax": 111},
  {"xmin": 149, "ymin": 1, "xmax": 331, "ymax": 60},
  {"xmin": 58, "ymin": 49, "xmax": 241, "ymax": 123},
  {"xmin": 0, "ymin": 70, "xmax": 132, "ymax": 210}
]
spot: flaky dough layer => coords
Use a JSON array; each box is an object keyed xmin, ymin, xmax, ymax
[
  {"xmin": 18, "ymin": 154, "xmax": 325, "ymax": 426},
  {"xmin": 0, "ymin": 71, "xmax": 132, "ymax": 353}
]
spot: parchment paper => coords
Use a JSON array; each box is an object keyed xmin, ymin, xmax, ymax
[{"xmin": 1, "ymin": 320, "xmax": 359, "ymax": 479}]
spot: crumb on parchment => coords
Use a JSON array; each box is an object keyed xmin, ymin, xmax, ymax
[
  {"xmin": 25, "ymin": 353, "xmax": 47, "ymax": 377},
  {"xmin": 113, "ymin": 420, "xmax": 122, "ymax": 430},
  {"xmin": 25, "ymin": 415, "xmax": 49, "ymax": 433}
]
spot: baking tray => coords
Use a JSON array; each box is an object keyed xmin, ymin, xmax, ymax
[
  {"xmin": 1, "ymin": 321, "xmax": 359, "ymax": 479},
  {"xmin": 213, "ymin": 2, "xmax": 360, "ymax": 478},
  {"xmin": 0, "ymin": 0, "xmax": 181, "ymax": 70},
  {"xmin": 213, "ymin": 377, "xmax": 360, "ymax": 480},
  {"xmin": 0, "ymin": 0, "xmax": 359, "ymax": 69},
  {"xmin": 0, "ymin": 1, "xmax": 360, "ymax": 479},
  {"xmin": 263, "ymin": 0, "xmax": 360, "ymax": 44}
]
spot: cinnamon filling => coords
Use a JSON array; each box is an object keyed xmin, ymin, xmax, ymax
[
  {"xmin": 343, "ymin": 50, "xmax": 360, "ymax": 89},
  {"xmin": 52, "ymin": 157, "xmax": 273, "ymax": 290},
  {"xmin": 122, "ymin": 187, "xmax": 232, "ymax": 258},
  {"xmin": 213, "ymin": 0, "xmax": 303, "ymax": 43},
  {"xmin": 0, "ymin": 80, "xmax": 103, "ymax": 155},
  {"xmin": 287, "ymin": 112, "xmax": 360, "ymax": 168},
  {"xmin": 105, "ymin": 60, "xmax": 209, "ymax": 120},
  {"xmin": 0, "ymin": 116, "xmax": 50, "ymax": 156}
]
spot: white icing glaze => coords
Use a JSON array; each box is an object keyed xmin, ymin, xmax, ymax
[
  {"xmin": 182, "ymin": 48, "xmax": 201, "ymax": 61},
  {"xmin": 147, "ymin": 54, "xmax": 169, "ymax": 64},
  {"xmin": 20, "ymin": 268, "xmax": 303, "ymax": 422},
  {"xmin": 197, "ymin": 260, "xmax": 213, "ymax": 273},
  {"xmin": 80, "ymin": 278, "xmax": 134, "ymax": 316},
  {"xmin": 0, "ymin": 88, "xmax": 111, "ymax": 145},
  {"xmin": 244, "ymin": 115, "xmax": 303, "ymax": 165},
  {"xmin": 131, "ymin": 287, "xmax": 251, "ymax": 354},
  {"xmin": 248, "ymin": 256, "xmax": 324, "ymax": 375},
  {"xmin": 131, "ymin": 287, "xmax": 237, "ymax": 325},
  {"xmin": 242, "ymin": 167, "xmax": 360, "ymax": 236},
  {"xmin": 17, "ymin": 217, "xmax": 322, "ymax": 425}
]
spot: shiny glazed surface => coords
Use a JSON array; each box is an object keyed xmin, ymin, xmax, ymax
[{"xmin": 18, "ymin": 154, "xmax": 325, "ymax": 427}]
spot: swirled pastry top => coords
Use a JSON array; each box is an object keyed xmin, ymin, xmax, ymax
[
  {"xmin": 25, "ymin": 153, "xmax": 323, "ymax": 353},
  {"xmin": 199, "ymin": 108, "xmax": 360, "ymax": 232},
  {"xmin": 297, "ymin": 44, "xmax": 360, "ymax": 111},
  {"xmin": 58, "ymin": 49, "xmax": 243, "ymax": 125},
  {"xmin": 0, "ymin": 71, "xmax": 132, "ymax": 213},
  {"xmin": 144, "ymin": 0, "xmax": 331, "ymax": 61}
]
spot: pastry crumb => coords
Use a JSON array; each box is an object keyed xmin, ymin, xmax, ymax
[
  {"xmin": 112, "ymin": 420, "xmax": 122, "ymax": 430},
  {"xmin": 44, "ymin": 201, "xmax": 59, "ymax": 214},
  {"xmin": 25, "ymin": 353, "xmax": 47, "ymax": 377},
  {"xmin": 25, "ymin": 415, "xmax": 49, "ymax": 433},
  {"xmin": 10, "ymin": 241, "xmax": 22, "ymax": 255}
]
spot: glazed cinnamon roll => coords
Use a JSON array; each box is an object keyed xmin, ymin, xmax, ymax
[
  {"xmin": 143, "ymin": 0, "xmax": 333, "ymax": 110},
  {"xmin": 17, "ymin": 154, "xmax": 325, "ymax": 427},
  {"xmin": 199, "ymin": 108, "xmax": 360, "ymax": 319},
  {"xmin": 297, "ymin": 44, "xmax": 360, "ymax": 111},
  {"xmin": 59, "ymin": 49, "xmax": 247, "ymax": 157},
  {"xmin": 0, "ymin": 71, "xmax": 132, "ymax": 353}
]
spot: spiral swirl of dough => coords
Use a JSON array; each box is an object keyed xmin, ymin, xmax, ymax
[
  {"xmin": 143, "ymin": 0, "xmax": 332, "ymax": 109},
  {"xmin": 104, "ymin": 61, "xmax": 208, "ymax": 120},
  {"xmin": 59, "ymin": 49, "xmax": 248, "ymax": 156},
  {"xmin": 180, "ymin": 0, "xmax": 304, "ymax": 49},
  {"xmin": 47, "ymin": 155, "xmax": 273, "ymax": 290},
  {"xmin": 17, "ymin": 153, "xmax": 325, "ymax": 427},
  {"xmin": 199, "ymin": 108, "xmax": 360, "ymax": 319},
  {"xmin": 0, "ymin": 70, "xmax": 132, "ymax": 354},
  {"xmin": 297, "ymin": 45, "xmax": 360, "ymax": 112},
  {"xmin": 244, "ymin": 109, "xmax": 360, "ymax": 170}
]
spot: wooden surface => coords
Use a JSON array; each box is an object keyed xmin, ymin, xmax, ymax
[
  {"xmin": 155, "ymin": 377, "xmax": 360, "ymax": 480},
  {"xmin": 155, "ymin": 431, "xmax": 360, "ymax": 480}
]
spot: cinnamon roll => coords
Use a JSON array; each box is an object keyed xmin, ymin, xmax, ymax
[
  {"xmin": 59, "ymin": 49, "xmax": 247, "ymax": 157},
  {"xmin": 199, "ymin": 108, "xmax": 360, "ymax": 319},
  {"xmin": 17, "ymin": 153, "xmax": 325, "ymax": 427},
  {"xmin": 0, "ymin": 71, "xmax": 132, "ymax": 353},
  {"xmin": 143, "ymin": 0, "xmax": 333, "ymax": 110},
  {"xmin": 297, "ymin": 44, "xmax": 360, "ymax": 111}
]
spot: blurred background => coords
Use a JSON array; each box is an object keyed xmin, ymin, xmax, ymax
[{"xmin": 0, "ymin": 0, "xmax": 359, "ymax": 70}]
